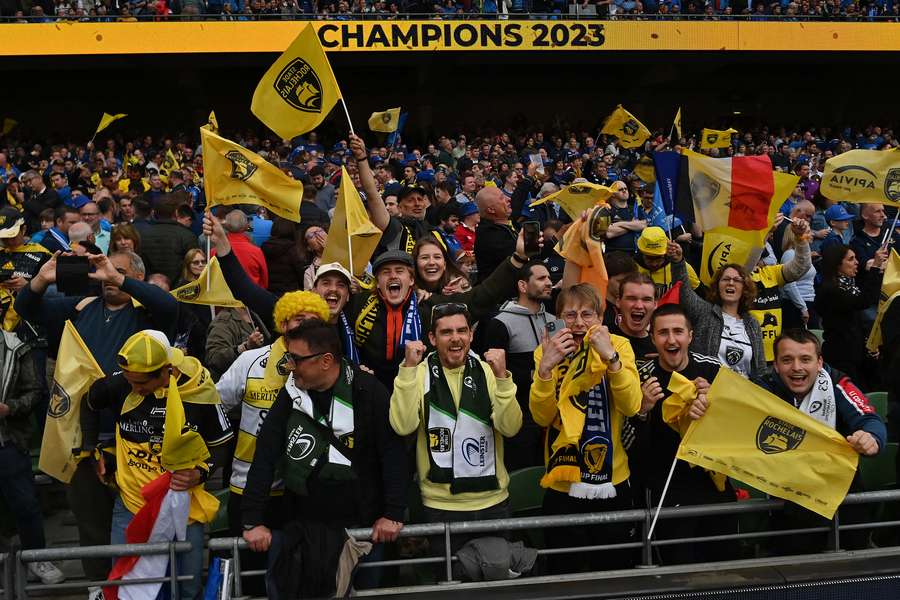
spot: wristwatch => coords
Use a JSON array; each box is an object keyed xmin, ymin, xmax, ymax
[{"xmin": 603, "ymin": 351, "xmax": 620, "ymax": 365}]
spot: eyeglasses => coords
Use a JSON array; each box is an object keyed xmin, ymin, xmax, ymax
[
  {"xmin": 562, "ymin": 309, "xmax": 598, "ymax": 322},
  {"xmin": 81, "ymin": 212, "xmax": 100, "ymax": 217},
  {"xmin": 431, "ymin": 302, "xmax": 469, "ymax": 321},
  {"xmin": 720, "ymin": 277, "xmax": 744, "ymax": 285},
  {"xmin": 190, "ymin": 260, "xmax": 207, "ymax": 266},
  {"xmin": 285, "ymin": 351, "xmax": 326, "ymax": 366}
]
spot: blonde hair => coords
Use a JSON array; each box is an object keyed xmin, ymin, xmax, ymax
[{"xmin": 272, "ymin": 291, "xmax": 330, "ymax": 332}]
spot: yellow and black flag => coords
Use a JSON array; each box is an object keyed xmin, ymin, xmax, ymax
[
  {"xmin": 867, "ymin": 248, "xmax": 900, "ymax": 352},
  {"xmin": 600, "ymin": 105, "xmax": 651, "ymax": 149},
  {"xmin": 368, "ymin": 107, "xmax": 401, "ymax": 133},
  {"xmin": 673, "ymin": 107, "xmax": 682, "ymax": 139},
  {"xmin": 201, "ymin": 124, "xmax": 303, "ymax": 222},
  {"xmin": 321, "ymin": 167, "xmax": 383, "ymax": 277},
  {"xmin": 700, "ymin": 127, "xmax": 737, "ymax": 150},
  {"xmin": 251, "ymin": 24, "xmax": 342, "ymax": 140},
  {"xmin": 94, "ymin": 112, "xmax": 127, "ymax": 136},
  {"xmin": 161, "ymin": 148, "xmax": 181, "ymax": 175},
  {"xmin": 821, "ymin": 149, "xmax": 900, "ymax": 207},
  {"xmin": 170, "ymin": 256, "xmax": 243, "ymax": 308}
]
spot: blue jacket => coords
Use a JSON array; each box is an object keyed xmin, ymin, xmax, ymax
[{"xmin": 755, "ymin": 364, "xmax": 887, "ymax": 453}]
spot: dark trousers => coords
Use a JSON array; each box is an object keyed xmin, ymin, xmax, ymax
[
  {"xmin": 542, "ymin": 482, "xmax": 636, "ymax": 574},
  {"xmin": 67, "ymin": 459, "xmax": 116, "ymax": 579},
  {"xmin": 227, "ymin": 491, "xmax": 284, "ymax": 597},
  {"xmin": 0, "ymin": 444, "xmax": 46, "ymax": 550}
]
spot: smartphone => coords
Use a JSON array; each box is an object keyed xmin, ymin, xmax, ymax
[
  {"xmin": 56, "ymin": 255, "xmax": 91, "ymax": 296},
  {"xmin": 522, "ymin": 220, "xmax": 541, "ymax": 257},
  {"xmin": 544, "ymin": 319, "xmax": 566, "ymax": 337}
]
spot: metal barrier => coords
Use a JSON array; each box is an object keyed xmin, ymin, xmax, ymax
[
  {"xmin": 14, "ymin": 541, "xmax": 192, "ymax": 600},
  {"xmin": 207, "ymin": 489, "xmax": 900, "ymax": 597},
  {"xmin": 1, "ymin": 553, "xmax": 11, "ymax": 600}
]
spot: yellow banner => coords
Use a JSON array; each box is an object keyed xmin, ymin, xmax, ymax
[
  {"xmin": 677, "ymin": 368, "xmax": 858, "ymax": 519},
  {"xmin": 867, "ymin": 248, "xmax": 900, "ymax": 352},
  {"xmin": 321, "ymin": 166, "xmax": 383, "ymax": 277},
  {"xmin": 821, "ymin": 149, "xmax": 900, "ymax": 207}
]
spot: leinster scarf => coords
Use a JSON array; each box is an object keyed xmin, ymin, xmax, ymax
[
  {"xmin": 339, "ymin": 311, "xmax": 360, "ymax": 365},
  {"xmin": 542, "ymin": 340, "xmax": 617, "ymax": 500},
  {"xmin": 424, "ymin": 352, "xmax": 498, "ymax": 494}
]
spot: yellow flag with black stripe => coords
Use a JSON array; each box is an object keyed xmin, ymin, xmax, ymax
[
  {"xmin": 94, "ymin": 112, "xmax": 127, "ymax": 136},
  {"xmin": 368, "ymin": 107, "xmax": 401, "ymax": 133},
  {"xmin": 170, "ymin": 256, "xmax": 243, "ymax": 308},
  {"xmin": 673, "ymin": 368, "xmax": 858, "ymax": 519},
  {"xmin": 161, "ymin": 148, "xmax": 181, "ymax": 176},
  {"xmin": 39, "ymin": 321, "xmax": 105, "ymax": 483},
  {"xmin": 673, "ymin": 107, "xmax": 682, "ymax": 139},
  {"xmin": 201, "ymin": 124, "xmax": 303, "ymax": 222},
  {"xmin": 600, "ymin": 105, "xmax": 651, "ymax": 149},
  {"xmin": 867, "ymin": 248, "xmax": 900, "ymax": 352},
  {"xmin": 321, "ymin": 167, "xmax": 383, "ymax": 277},
  {"xmin": 700, "ymin": 128, "xmax": 738, "ymax": 150},
  {"xmin": 251, "ymin": 24, "xmax": 343, "ymax": 139}
]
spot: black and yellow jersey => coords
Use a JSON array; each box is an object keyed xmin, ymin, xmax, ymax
[{"xmin": 0, "ymin": 243, "xmax": 50, "ymax": 331}]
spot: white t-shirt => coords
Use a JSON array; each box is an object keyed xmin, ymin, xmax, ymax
[{"xmin": 718, "ymin": 313, "xmax": 753, "ymax": 378}]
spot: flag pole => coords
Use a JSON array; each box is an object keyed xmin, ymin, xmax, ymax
[
  {"xmin": 341, "ymin": 98, "xmax": 355, "ymax": 137},
  {"xmin": 647, "ymin": 455, "xmax": 678, "ymax": 540},
  {"xmin": 882, "ymin": 210, "xmax": 899, "ymax": 247}
]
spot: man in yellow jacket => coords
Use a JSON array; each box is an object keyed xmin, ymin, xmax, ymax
[
  {"xmin": 529, "ymin": 283, "xmax": 642, "ymax": 573},
  {"xmin": 390, "ymin": 302, "xmax": 522, "ymax": 534}
]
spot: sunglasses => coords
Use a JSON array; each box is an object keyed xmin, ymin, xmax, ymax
[
  {"xmin": 285, "ymin": 351, "xmax": 327, "ymax": 365},
  {"xmin": 431, "ymin": 302, "xmax": 469, "ymax": 321}
]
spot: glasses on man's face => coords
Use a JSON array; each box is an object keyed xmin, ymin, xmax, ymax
[
  {"xmin": 562, "ymin": 309, "xmax": 597, "ymax": 322},
  {"xmin": 285, "ymin": 351, "xmax": 326, "ymax": 366},
  {"xmin": 431, "ymin": 302, "xmax": 469, "ymax": 322},
  {"xmin": 720, "ymin": 277, "xmax": 744, "ymax": 285}
]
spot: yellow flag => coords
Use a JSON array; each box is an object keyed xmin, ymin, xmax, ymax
[
  {"xmin": 600, "ymin": 105, "xmax": 651, "ymax": 149},
  {"xmin": 94, "ymin": 112, "xmax": 127, "ymax": 136},
  {"xmin": 201, "ymin": 125, "xmax": 303, "ymax": 222},
  {"xmin": 529, "ymin": 180, "xmax": 614, "ymax": 221},
  {"xmin": 208, "ymin": 110, "xmax": 219, "ymax": 133},
  {"xmin": 1, "ymin": 118, "xmax": 17, "ymax": 136},
  {"xmin": 633, "ymin": 155, "xmax": 656, "ymax": 184},
  {"xmin": 821, "ymin": 149, "xmax": 900, "ymax": 207},
  {"xmin": 867, "ymin": 248, "xmax": 900, "ymax": 352},
  {"xmin": 700, "ymin": 128, "xmax": 737, "ymax": 150},
  {"xmin": 251, "ymin": 24, "xmax": 342, "ymax": 140},
  {"xmin": 321, "ymin": 167, "xmax": 383, "ymax": 277},
  {"xmin": 673, "ymin": 107, "xmax": 682, "ymax": 139},
  {"xmin": 161, "ymin": 148, "xmax": 181, "ymax": 175},
  {"xmin": 161, "ymin": 375, "xmax": 211, "ymax": 472},
  {"xmin": 676, "ymin": 368, "xmax": 858, "ymax": 519},
  {"xmin": 368, "ymin": 107, "xmax": 401, "ymax": 133},
  {"xmin": 39, "ymin": 321, "xmax": 105, "ymax": 483},
  {"xmin": 170, "ymin": 256, "xmax": 243, "ymax": 308}
]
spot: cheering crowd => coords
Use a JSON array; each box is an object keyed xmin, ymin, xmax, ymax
[
  {"xmin": 4, "ymin": 0, "xmax": 900, "ymax": 21},
  {"xmin": 0, "ymin": 121, "xmax": 896, "ymax": 598}
]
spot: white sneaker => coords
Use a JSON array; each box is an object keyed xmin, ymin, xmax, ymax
[
  {"xmin": 28, "ymin": 560, "xmax": 65, "ymax": 585},
  {"xmin": 87, "ymin": 585, "xmax": 105, "ymax": 600}
]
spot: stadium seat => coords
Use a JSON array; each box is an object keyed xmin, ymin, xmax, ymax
[
  {"xmin": 508, "ymin": 466, "xmax": 546, "ymax": 516},
  {"xmin": 859, "ymin": 442, "xmax": 898, "ymax": 492},
  {"xmin": 867, "ymin": 391, "xmax": 889, "ymax": 419},
  {"xmin": 809, "ymin": 329, "xmax": 824, "ymax": 345}
]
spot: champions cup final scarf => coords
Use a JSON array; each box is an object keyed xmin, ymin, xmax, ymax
[{"xmin": 541, "ymin": 340, "xmax": 617, "ymax": 500}]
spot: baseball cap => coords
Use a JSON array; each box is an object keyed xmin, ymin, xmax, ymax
[
  {"xmin": 637, "ymin": 226, "xmax": 668, "ymax": 257},
  {"xmin": 372, "ymin": 249, "xmax": 414, "ymax": 273},
  {"xmin": 458, "ymin": 202, "xmax": 479, "ymax": 218},
  {"xmin": 383, "ymin": 182, "xmax": 403, "ymax": 198},
  {"xmin": 315, "ymin": 261, "xmax": 352, "ymax": 284},
  {"xmin": 416, "ymin": 171, "xmax": 435, "ymax": 184},
  {"xmin": 397, "ymin": 184, "xmax": 428, "ymax": 201},
  {"xmin": 0, "ymin": 207, "xmax": 24, "ymax": 239},
  {"xmin": 117, "ymin": 330, "xmax": 184, "ymax": 373},
  {"xmin": 825, "ymin": 204, "xmax": 854, "ymax": 222}
]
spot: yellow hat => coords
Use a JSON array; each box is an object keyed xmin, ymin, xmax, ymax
[
  {"xmin": 637, "ymin": 226, "xmax": 668, "ymax": 257},
  {"xmin": 117, "ymin": 330, "xmax": 185, "ymax": 373}
]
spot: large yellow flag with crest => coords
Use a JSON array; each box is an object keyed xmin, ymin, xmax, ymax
[
  {"xmin": 39, "ymin": 321, "xmax": 105, "ymax": 483},
  {"xmin": 251, "ymin": 24, "xmax": 342, "ymax": 140},
  {"xmin": 170, "ymin": 256, "xmax": 243, "ymax": 308},
  {"xmin": 600, "ymin": 105, "xmax": 650, "ymax": 149},
  {"xmin": 321, "ymin": 167, "xmax": 382, "ymax": 277},
  {"xmin": 201, "ymin": 125, "xmax": 303, "ymax": 222},
  {"xmin": 867, "ymin": 248, "xmax": 900, "ymax": 352},
  {"xmin": 700, "ymin": 128, "xmax": 737, "ymax": 150},
  {"xmin": 671, "ymin": 368, "xmax": 858, "ymax": 519},
  {"xmin": 821, "ymin": 149, "xmax": 900, "ymax": 207},
  {"xmin": 529, "ymin": 180, "xmax": 614, "ymax": 221}
]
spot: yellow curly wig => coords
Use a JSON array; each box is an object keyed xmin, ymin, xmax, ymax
[{"xmin": 272, "ymin": 291, "xmax": 330, "ymax": 332}]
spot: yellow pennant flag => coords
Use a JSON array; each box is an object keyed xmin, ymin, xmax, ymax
[
  {"xmin": 867, "ymin": 248, "xmax": 900, "ymax": 352},
  {"xmin": 201, "ymin": 125, "xmax": 303, "ymax": 222},
  {"xmin": 251, "ymin": 24, "xmax": 342, "ymax": 140},
  {"xmin": 161, "ymin": 148, "xmax": 181, "ymax": 176},
  {"xmin": 700, "ymin": 128, "xmax": 737, "ymax": 150},
  {"xmin": 321, "ymin": 167, "xmax": 383, "ymax": 277},
  {"xmin": 170, "ymin": 256, "xmax": 243, "ymax": 308},
  {"xmin": 207, "ymin": 110, "xmax": 219, "ymax": 133},
  {"xmin": 368, "ymin": 107, "xmax": 401, "ymax": 133},
  {"xmin": 600, "ymin": 105, "xmax": 651, "ymax": 149},
  {"xmin": 94, "ymin": 112, "xmax": 127, "ymax": 136},
  {"xmin": 39, "ymin": 321, "xmax": 105, "ymax": 483},
  {"xmin": 673, "ymin": 107, "xmax": 682, "ymax": 140},
  {"xmin": 821, "ymin": 149, "xmax": 900, "ymax": 207},
  {"xmin": 161, "ymin": 375, "xmax": 210, "ymax": 472},
  {"xmin": 676, "ymin": 368, "xmax": 858, "ymax": 519},
  {"xmin": 529, "ymin": 180, "xmax": 614, "ymax": 221},
  {"xmin": 2, "ymin": 118, "xmax": 17, "ymax": 136}
]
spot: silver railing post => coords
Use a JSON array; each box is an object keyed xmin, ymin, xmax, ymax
[
  {"xmin": 169, "ymin": 541, "xmax": 180, "ymax": 600},
  {"xmin": 231, "ymin": 537, "xmax": 243, "ymax": 599},
  {"xmin": 13, "ymin": 548, "xmax": 26, "ymax": 600},
  {"xmin": 443, "ymin": 522, "xmax": 453, "ymax": 583},
  {"xmin": 831, "ymin": 511, "xmax": 841, "ymax": 552}
]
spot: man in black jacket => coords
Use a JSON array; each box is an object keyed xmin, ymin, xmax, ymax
[
  {"xmin": 474, "ymin": 185, "xmax": 517, "ymax": 283},
  {"xmin": 21, "ymin": 170, "xmax": 60, "ymax": 235},
  {"xmin": 242, "ymin": 319, "xmax": 407, "ymax": 594},
  {"xmin": 139, "ymin": 194, "xmax": 199, "ymax": 284}
]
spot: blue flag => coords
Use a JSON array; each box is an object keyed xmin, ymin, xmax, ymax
[
  {"xmin": 651, "ymin": 151, "xmax": 681, "ymax": 215},
  {"xmin": 386, "ymin": 112, "xmax": 408, "ymax": 149}
]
